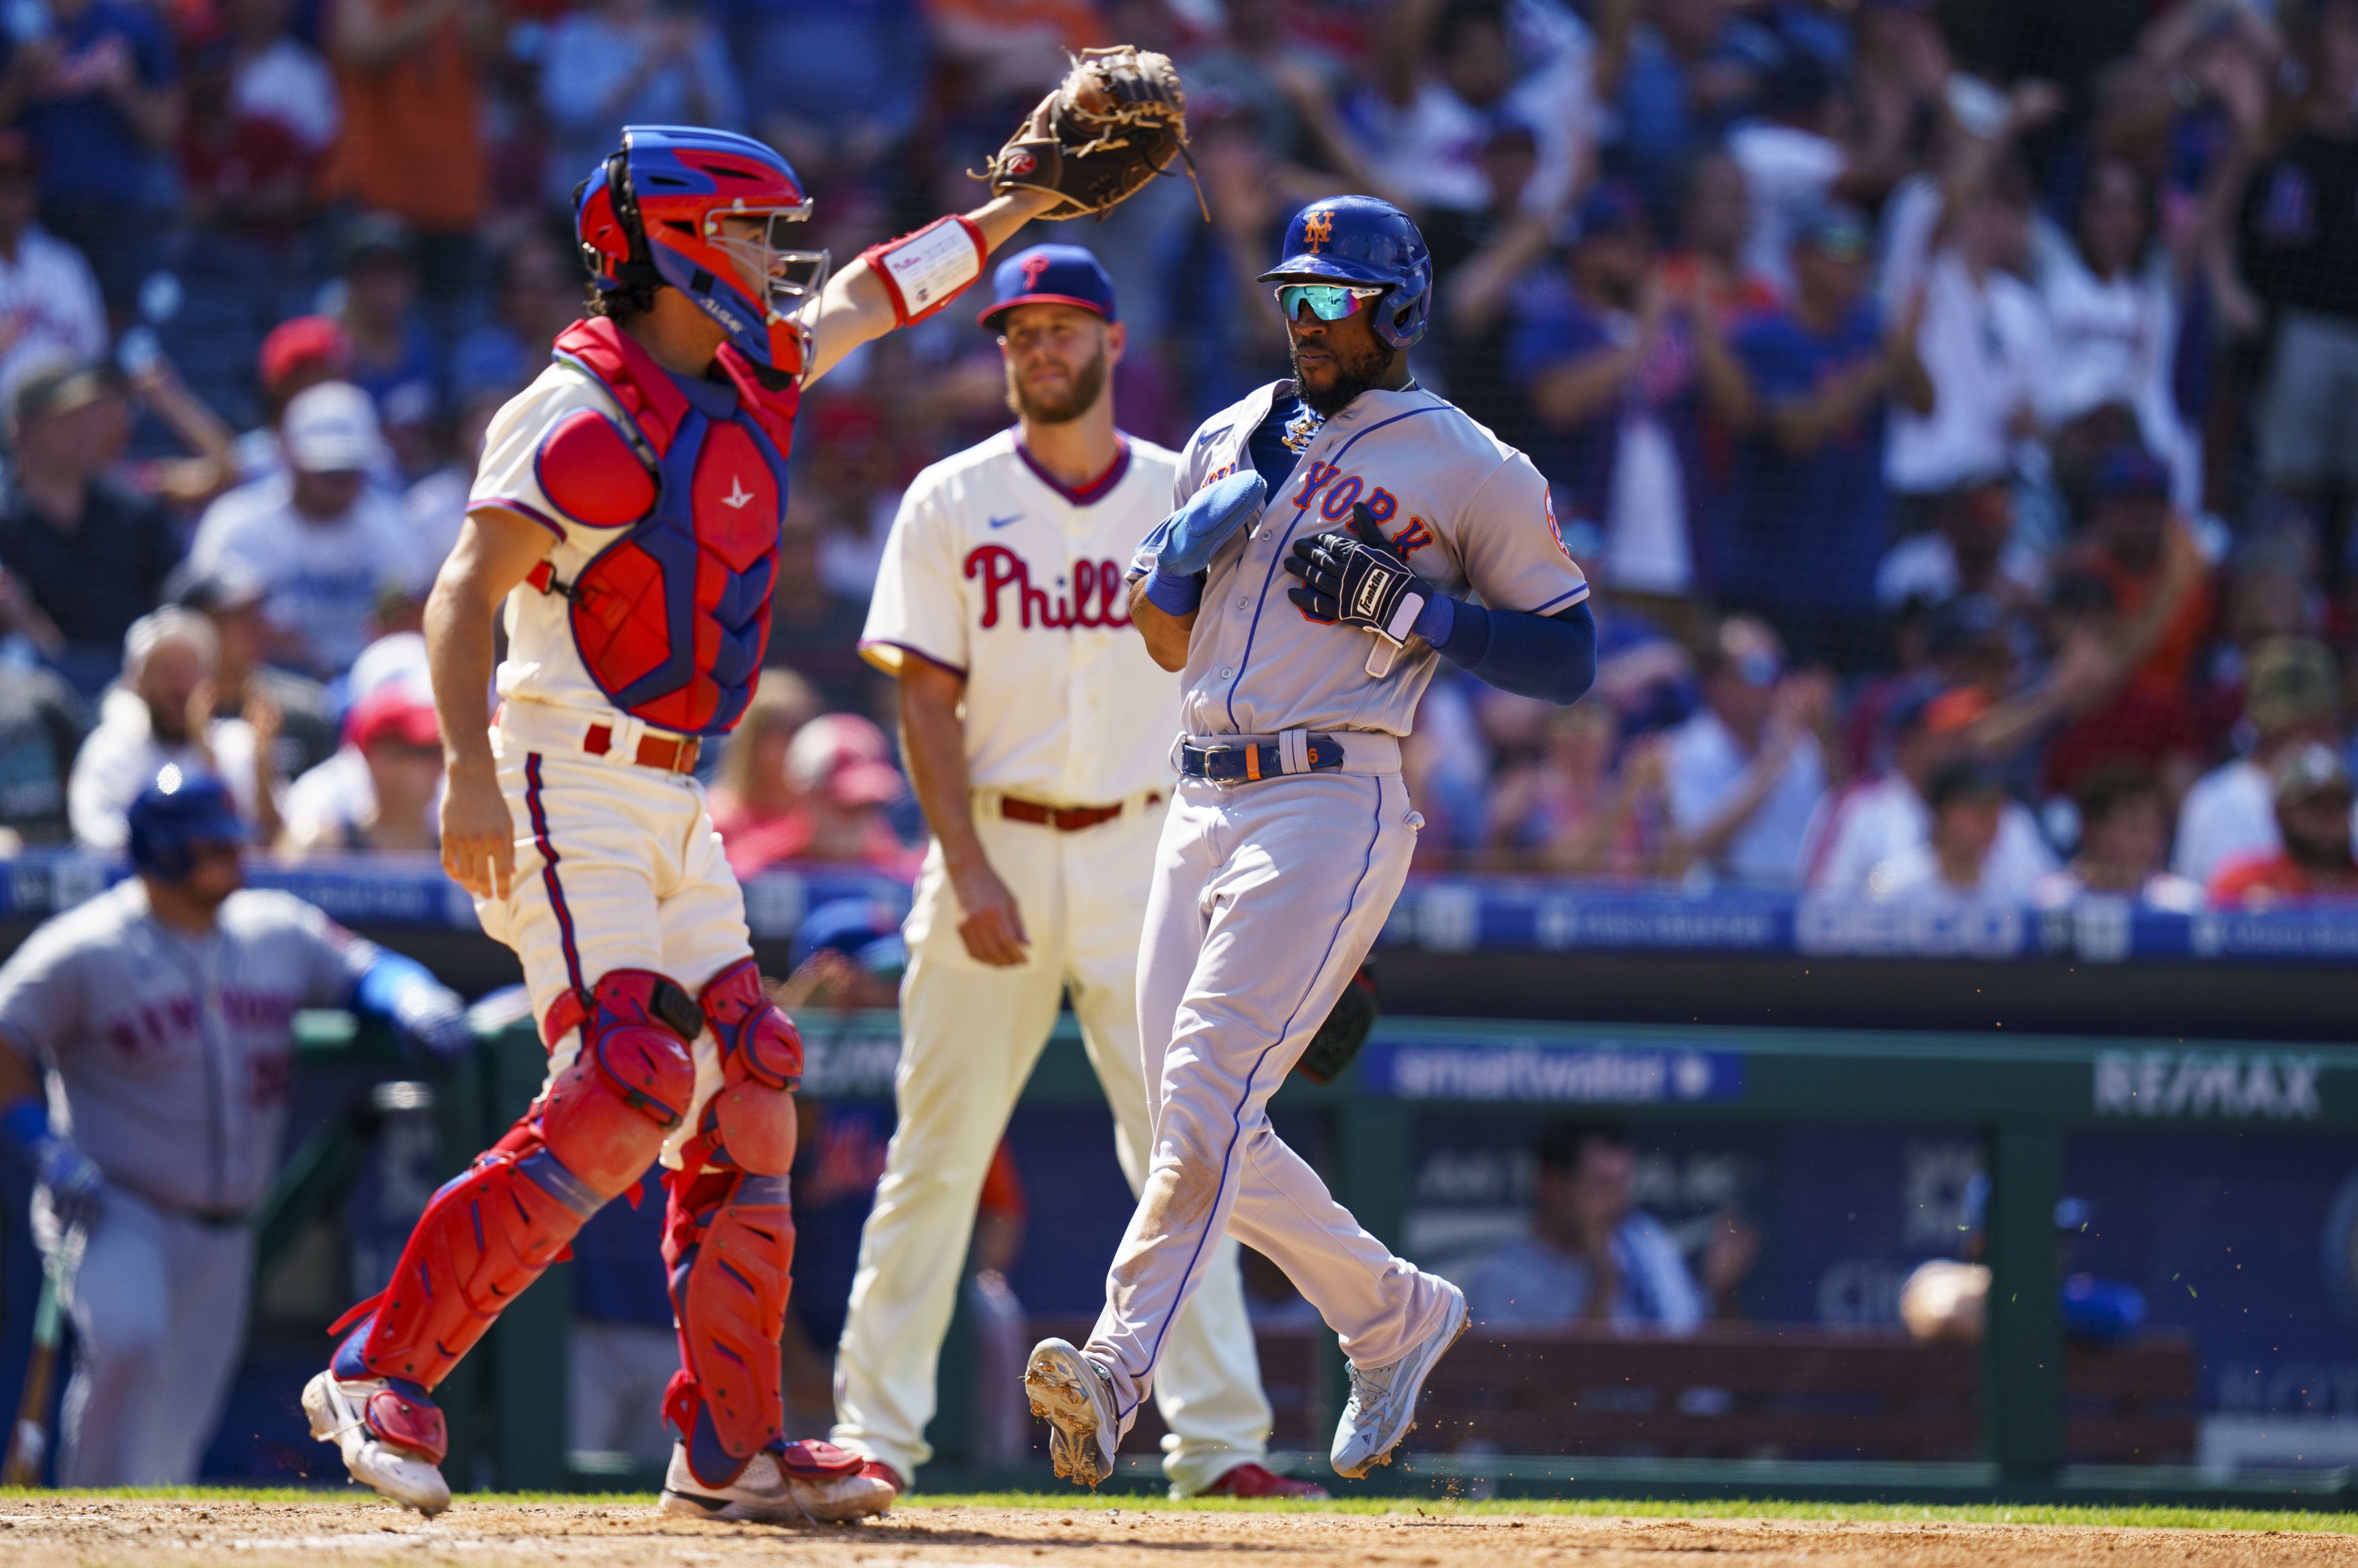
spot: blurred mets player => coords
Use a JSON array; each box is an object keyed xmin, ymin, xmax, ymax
[
  {"xmin": 302, "ymin": 125, "xmax": 1069, "ymax": 1522},
  {"xmin": 1021, "ymin": 197, "xmax": 1599, "ymax": 1485},
  {"xmin": 0, "ymin": 771, "xmax": 467, "ymax": 1484},
  {"xmin": 839, "ymin": 247, "xmax": 1319, "ymax": 1501}
]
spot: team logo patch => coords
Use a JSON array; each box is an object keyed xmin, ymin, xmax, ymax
[
  {"xmin": 1303, "ymin": 211, "xmax": 1335, "ymax": 252},
  {"xmin": 1006, "ymin": 151, "xmax": 1038, "ymax": 176},
  {"xmin": 1019, "ymin": 252, "xmax": 1052, "ymax": 288}
]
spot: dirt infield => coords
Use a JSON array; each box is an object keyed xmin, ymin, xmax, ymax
[{"xmin": 0, "ymin": 1497, "xmax": 2352, "ymax": 1568}]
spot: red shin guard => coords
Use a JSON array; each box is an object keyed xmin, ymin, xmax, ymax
[{"xmin": 662, "ymin": 1165, "xmax": 798, "ymax": 1484}]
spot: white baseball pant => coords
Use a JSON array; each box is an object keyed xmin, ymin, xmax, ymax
[
  {"xmin": 1086, "ymin": 766, "xmax": 1459, "ymax": 1429},
  {"xmin": 831, "ymin": 800, "xmax": 1274, "ymax": 1494},
  {"xmin": 478, "ymin": 705, "xmax": 755, "ymax": 1166},
  {"xmin": 40, "ymin": 1185, "xmax": 252, "ymax": 1484}
]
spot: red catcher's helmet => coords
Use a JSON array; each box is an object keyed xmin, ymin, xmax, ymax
[{"xmin": 574, "ymin": 125, "xmax": 829, "ymax": 378}]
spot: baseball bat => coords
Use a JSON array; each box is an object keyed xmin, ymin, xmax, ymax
[{"xmin": 4, "ymin": 1222, "xmax": 86, "ymax": 1487}]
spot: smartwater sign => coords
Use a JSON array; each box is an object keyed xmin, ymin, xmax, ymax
[{"xmin": 1360, "ymin": 1037, "xmax": 1746, "ymax": 1105}]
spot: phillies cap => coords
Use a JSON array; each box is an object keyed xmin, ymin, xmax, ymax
[
  {"xmin": 978, "ymin": 244, "xmax": 1118, "ymax": 331},
  {"xmin": 346, "ymin": 683, "xmax": 441, "ymax": 750}
]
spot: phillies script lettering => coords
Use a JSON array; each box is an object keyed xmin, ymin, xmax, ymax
[{"xmin": 965, "ymin": 545, "xmax": 1133, "ymax": 630}]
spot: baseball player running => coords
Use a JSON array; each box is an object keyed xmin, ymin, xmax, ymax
[
  {"xmin": 305, "ymin": 78, "xmax": 1190, "ymax": 1524},
  {"xmin": 0, "ymin": 771, "xmax": 468, "ymax": 1484},
  {"xmin": 1023, "ymin": 197, "xmax": 1599, "ymax": 1486},
  {"xmin": 837, "ymin": 246, "xmax": 1320, "ymax": 1501}
]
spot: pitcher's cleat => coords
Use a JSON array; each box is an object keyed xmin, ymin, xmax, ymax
[
  {"xmin": 1329, "ymin": 1282, "xmax": 1471, "ymax": 1478},
  {"xmin": 302, "ymin": 1369, "xmax": 452, "ymax": 1517},
  {"xmin": 1191, "ymin": 1461, "xmax": 1331, "ymax": 1499},
  {"xmin": 659, "ymin": 1439, "xmax": 895, "ymax": 1524},
  {"xmin": 1023, "ymin": 1338, "xmax": 1120, "ymax": 1488}
]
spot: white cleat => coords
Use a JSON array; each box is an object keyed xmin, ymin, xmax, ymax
[
  {"xmin": 1329, "ymin": 1282, "xmax": 1471, "ymax": 1478},
  {"xmin": 1023, "ymin": 1338, "xmax": 1120, "ymax": 1489},
  {"xmin": 302, "ymin": 1370, "xmax": 452, "ymax": 1517},
  {"xmin": 659, "ymin": 1443, "xmax": 895, "ymax": 1524}
]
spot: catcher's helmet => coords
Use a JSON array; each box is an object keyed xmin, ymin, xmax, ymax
[
  {"xmin": 1259, "ymin": 195, "xmax": 1433, "ymax": 350},
  {"xmin": 126, "ymin": 766, "xmax": 245, "ymax": 881},
  {"xmin": 574, "ymin": 125, "xmax": 829, "ymax": 377}
]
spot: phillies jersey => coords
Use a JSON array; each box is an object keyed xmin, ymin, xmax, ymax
[
  {"xmin": 862, "ymin": 430, "xmax": 1180, "ymax": 806},
  {"xmin": 1135, "ymin": 382, "xmax": 1589, "ymax": 740}
]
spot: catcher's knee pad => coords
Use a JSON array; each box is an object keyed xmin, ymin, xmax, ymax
[
  {"xmin": 662, "ymin": 1169, "xmax": 798, "ymax": 1485},
  {"xmin": 542, "ymin": 969, "xmax": 700, "ymax": 1194},
  {"xmin": 696, "ymin": 958, "xmax": 801, "ymax": 1176},
  {"xmin": 347, "ymin": 1134, "xmax": 609, "ymax": 1390}
]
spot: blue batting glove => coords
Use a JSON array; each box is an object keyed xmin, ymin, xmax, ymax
[
  {"xmin": 391, "ymin": 978, "xmax": 474, "ymax": 1060},
  {"xmin": 3, "ymin": 1100, "xmax": 102, "ymax": 1233},
  {"xmin": 1155, "ymin": 470, "xmax": 1266, "ymax": 577}
]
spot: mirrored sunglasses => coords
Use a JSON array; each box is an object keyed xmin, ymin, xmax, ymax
[{"xmin": 1275, "ymin": 284, "xmax": 1387, "ymax": 322}]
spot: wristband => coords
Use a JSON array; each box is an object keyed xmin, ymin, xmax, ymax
[
  {"xmin": 1411, "ymin": 591, "xmax": 1458, "ymax": 650},
  {"xmin": 0, "ymin": 1097, "xmax": 46, "ymax": 1152},
  {"xmin": 858, "ymin": 216, "xmax": 988, "ymax": 327},
  {"xmin": 1144, "ymin": 566, "xmax": 1205, "ymax": 617}
]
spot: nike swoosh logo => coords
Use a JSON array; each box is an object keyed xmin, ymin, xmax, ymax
[{"xmin": 988, "ymin": 514, "xmax": 1021, "ymax": 529}]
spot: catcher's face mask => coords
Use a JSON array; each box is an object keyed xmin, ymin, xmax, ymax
[
  {"xmin": 707, "ymin": 207, "xmax": 832, "ymax": 325},
  {"xmin": 1276, "ymin": 283, "xmax": 1388, "ymax": 323}
]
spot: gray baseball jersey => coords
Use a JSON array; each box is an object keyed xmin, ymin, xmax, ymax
[
  {"xmin": 0, "ymin": 882, "xmax": 380, "ymax": 1215},
  {"xmin": 1133, "ymin": 382, "xmax": 1589, "ymax": 740}
]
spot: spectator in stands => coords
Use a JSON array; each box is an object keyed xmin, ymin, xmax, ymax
[
  {"xmin": 1656, "ymin": 148, "xmax": 1778, "ymax": 323},
  {"xmin": 718, "ymin": 713, "xmax": 911, "ymax": 878},
  {"xmin": 2033, "ymin": 765, "xmax": 2202, "ymax": 913},
  {"xmin": 279, "ymin": 680, "xmax": 440, "ymax": 856},
  {"xmin": 0, "ymin": 0, "xmax": 181, "ymax": 309},
  {"xmin": 2055, "ymin": 446, "xmax": 2212, "ymax": 705},
  {"xmin": 764, "ymin": 502, "xmax": 883, "ymax": 713},
  {"xmin": 1602, "ymin": 0, "xmax": 1766, "ymax": 214},
  {"xmin": 1724, "ymin": 206, "xmax": 1933, "ymax": 669},
  {"xmin": 0, "ymin": 361, "xmax": 181, "ymax": 700},
  {"xmin": 449, "ymin": 225, "xmax": 579, "ymax": 402},
  {"xmin": 1866, "ymin": 757, "xmax": 2045, "ymax": 909},
  {"xmin": 1805, "ymin": 683, "xmax": 2056, "ymax": 896},
  {"xmin": 1484, "ymin": 700, "xmax": 1660, "ymax": 877},
  {"xmin": 1461, "ymin": 1119, "xmax": 1754, "ymax": 1330},
  {"xmin": 1662, "ymin": 616, "xmax": 1830, "ymax": 888},
  {"xmin": 170, "ymin": 562, "xmax": 338, "ymax": 783},
  {"xmin": 542, "ymin": 0, "xmax": 740, "ymax": 210},
  {"xmin": 1512, "ymin": 181, "xmax": 1747, "ymax": 626},
  {"xmin": 2177, "ymin": 636, "xmax": 2350, "ymax": 885},
  {"xmin": 321, "ymin": 0, "xmax": 499, "ymax": 301},
  {"xmin": 1729, "ymin": 53, "xmax": 1909, "ymax": 297},
  {"xmin": 179, "ymin": 0, "xmax": 342, "ymax": 244},
  {"xmin": 67, "ymin": 608, "xmax": 278, "ymax": 850},
  {"xmin": 707, "ymin": 667, "xmax": 822, "ymax": 846},
  {"xmin": 0, "ymin": 132, "xmax": 103, "ymax": 399},
  {"xmin": 334, "ymin": 214, "xmax": 441, "ymax": 424},
  {"xmin": 2208, "ymin": 742, "xmax": 2358, "ymax": 906},
  {"xmin": 0, "ymin": 651, "xmax": 83, "ymax": 847},
  {"xmin": 231, "ymin": 315, "xmax": 358, "ymax": 490},
  {"xmin": 731, "ymin": 0, "xmax": 924, "ymax": 186},
  {"xmin": 1876, "ymin": 473, "xmax": 2045, "ymax": 616},
  {"xmin": 189, "ymin": 381, "xmax": 422, "ymax": 678}
]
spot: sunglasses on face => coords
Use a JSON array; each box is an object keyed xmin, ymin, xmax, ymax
[{"xmin": 1275, "ymin": 284, "xmax": 1388, "ymax": 322}]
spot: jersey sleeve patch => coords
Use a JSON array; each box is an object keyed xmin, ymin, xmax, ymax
[{"xmin": 534, "ymin": 409, "xmax": 657, "ymax": 531}]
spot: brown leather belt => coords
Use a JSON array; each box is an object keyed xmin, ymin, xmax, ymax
[
  {"xmin": 999, "ymin": 793, "xmax": 1159, "ymax": 832},
  {"xmin": 583, "ymin": 722, "xmax": 701, "ymax": 774}
]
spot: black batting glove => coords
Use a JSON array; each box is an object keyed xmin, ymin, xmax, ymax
[{"xmin": 1283, "ymin": 502, "xmax": 1429, "ymax": 639}]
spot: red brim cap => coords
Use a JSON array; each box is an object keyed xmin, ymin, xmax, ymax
[{"xmin": 827, "ymin": 759, "xmax": 906, "ymax": 806}]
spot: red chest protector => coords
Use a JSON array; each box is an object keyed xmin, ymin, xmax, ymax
[{"xmin": 529, "ymin": 318, "xmax": 798, "ymax": 737}]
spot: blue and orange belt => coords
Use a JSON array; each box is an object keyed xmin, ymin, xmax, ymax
[{"xmin": 1178, "ymin": 734, "xmax": 1347, "ymax": 783}]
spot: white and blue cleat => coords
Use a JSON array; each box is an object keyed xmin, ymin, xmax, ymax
[
  {"xmin": 1023, "ymin": 1338, "xmax": 1121, "ymax": 1489},
  {"xmin": 1329, "ymin": 1281, "xmax": 1470, "ymax": 1478}
]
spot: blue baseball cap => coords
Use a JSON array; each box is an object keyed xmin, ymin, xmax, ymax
[
  {"xmin": 2091, "ymin": 445, "xmax": 2171, "ymax": 502},
  {"xmin": 790, "ymin": 897, "xmax": 908, "ymax": 979},
  {"xmin": 978, "ymin": 244, "xmax": 1118, "ymax": 331}
]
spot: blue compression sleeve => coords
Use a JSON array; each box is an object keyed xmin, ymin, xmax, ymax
[
  {"xmin": 1143, "ymin": 566, "xmax": 1205, "ymax": 616},
  {"xmin": 354, "ymin": 950, "xmax": 438, "ymax": 1019},
  {"xmin": 0, "ymin": 1097, "xmax": 45, "ymax": 1152},
  {"xmin": 1415, "ymin": 595, "xmax": 1597, "ymax": 705}
]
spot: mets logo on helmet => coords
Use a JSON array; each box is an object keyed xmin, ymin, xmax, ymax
[{"xmin": 1303, "ymin": 210, "xmax": 1334, "ymax": 251}]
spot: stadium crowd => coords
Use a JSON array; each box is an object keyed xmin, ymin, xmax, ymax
[{"xmin": 0, "ymin": 0, "xmax": 2351, "ymax": 911}]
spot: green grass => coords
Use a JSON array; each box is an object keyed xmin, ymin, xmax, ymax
[{"xmin": 3, "ymin": 1487, "xmax": 2353, "ymax": 1534}]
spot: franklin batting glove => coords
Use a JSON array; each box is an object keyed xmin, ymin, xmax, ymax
[{"xmin": 1283, "ymin": 502, "xmax": 1430, "ymax": 645}]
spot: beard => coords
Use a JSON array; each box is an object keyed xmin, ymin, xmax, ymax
[
  {"xmin": 1007, "ymin": 344, "xmax": 1109, "ymax": 425},
  {"xmin": 1291, "ymin": 333, "xmax": 1397, "ymax": 417}
]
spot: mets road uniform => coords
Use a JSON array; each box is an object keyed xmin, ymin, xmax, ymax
[
  {"xmin": 0, "ymin": 883, "xmax": 383, "ymax": 1482},
  {"xmin": 839, "ymin": 430, "xmax": 1273, "ymax": 1493},
  {"xmin": 1096, "ymin": 381, "xmax": 1590, "ymax": 1429}
]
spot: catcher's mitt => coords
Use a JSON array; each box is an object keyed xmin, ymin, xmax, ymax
[
  {"xmin": 986, "ymin": 46, "xmax": 1201, "ymax": 221},
  {"xmin": 1295, "ymin": 965, "xmax": 1378, "ymax": 1086}
]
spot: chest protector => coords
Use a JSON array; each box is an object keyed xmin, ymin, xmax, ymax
[{"xmin": 532, "ymin": 318, "xmax": 798, "ymax": 737}]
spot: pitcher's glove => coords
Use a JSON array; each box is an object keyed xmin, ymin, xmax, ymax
[
  {"xmin": 1295, "ymin": 965, "xmax": 1378, "ymax": 1086},
  {"xmin": 1285, "ymin": 502, "xmax": 1430, "ymax": 645},
  {"xmin": 987, "ymin": 46, "xmax": 1197, "ymax": 220}
]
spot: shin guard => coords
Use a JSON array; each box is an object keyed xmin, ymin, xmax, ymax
[{"xmin": 662, "ymin": 1167, "xmax": 798, "ymax": 1486}]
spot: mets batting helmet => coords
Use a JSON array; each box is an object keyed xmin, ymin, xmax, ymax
[
  {"xmin": 1259, "ymin": 195, "xmax": 1434, "ymax": 350},
  {"xmin": 574, "ymin": 125, "xmax": 829, "ymax": 377},
  {"xmin": 126, "ymin": 767, "xmax": 245, "ymax": 881}
]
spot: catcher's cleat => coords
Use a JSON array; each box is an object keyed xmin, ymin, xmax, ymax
[
  {"xmin": 659, "ymin": 1439, "xmax": 895, "ymax": 1524},
  {"xmin": 856, "ymin": 1460, "xmax": 907, "ymax": 1495},
  {"xmin": 1023, "ymin": 1338, "xmax": 1120, "ymax": 1489},
  {"xmin": 1190, "ymin": 1461, "xmax": 1331, "ymax": 1500},
  {"xmin": 1329, "ymin": 1282, "xmax": 1469, "ymax": 1479},
  {"xmin": 302, "ymin": 1369, "xmax": 451, "ymax": 1517}
]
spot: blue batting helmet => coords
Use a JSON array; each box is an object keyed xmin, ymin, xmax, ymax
[
  {"xmin": 126, "ymin": 767, "xmax": 245, "ymax": 881},
  {"xmin": 1259, "ymin": 195, "xmax": 1434, "ymax": 350},
  {"xmin": 575, "ymin": 125, "xmax": 829, "ymax": 376}
]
